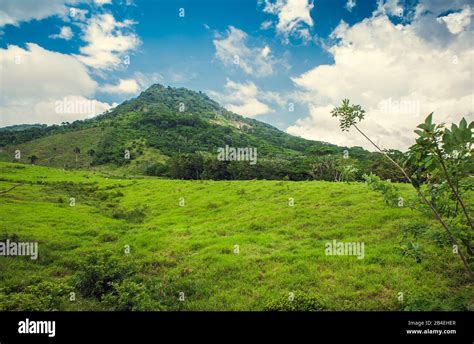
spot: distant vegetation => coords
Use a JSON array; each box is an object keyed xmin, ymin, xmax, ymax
[{"xmin": 0, "ymin": 84, "xmax": 406, "ymax": 182}]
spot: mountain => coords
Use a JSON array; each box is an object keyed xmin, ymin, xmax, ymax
[{"xmin": 0, "ymin": 84, "xmax": 377, "ymax": 179}]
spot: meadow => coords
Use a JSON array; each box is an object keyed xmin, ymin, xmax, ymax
[{"xmin": 0, "ymin": 161, "xmax": 472, "ymax": 311}]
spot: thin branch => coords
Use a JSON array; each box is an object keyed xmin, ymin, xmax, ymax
[{"xmin": 435, "ymin": 148, "xmax": 473, "ymax": 229}]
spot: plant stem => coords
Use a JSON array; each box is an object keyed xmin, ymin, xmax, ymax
[
  {"xmin": 353, "ymin": 124, "xmax": 473, "ymax": 280},
  {"xmin": 435, "ymin": 148, "xmax": 474, "ymax": 230}
]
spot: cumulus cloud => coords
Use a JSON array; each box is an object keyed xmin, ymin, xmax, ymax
[
  {"xmin": 261, "ymin": 0, "xmax": 314, "ymax": 43},
  {"xmin": 0, "ymin": 0, "xmax": 82, "ymax": 27},
  {"xmin": 208, "ymin": 79, "xmax": 274, "ymax": 118},
  {"xmin": 49, "ymin": 26, "xmax": 74, "ymax": 40},
  {"xmin": 287, "ymin": 4, "xmax": 473, "ymax": 151},
  {"xmin": 102, "ymin": 79, "xmax": 140, "ymax": 94},
  {"xmin": 0, "ymin": 0, "xmax": 122, "ymax": 27},
  {"xmin": 436, "ymin": 6, "xmax": 472, "ymax": 34},
  {"xmin": 376, "ymin": 0, "xmax": 404, "ymax": 17},
  {"xmin": 0, "ymin": 43, "xmax": 113, "ymax": 126},
  {"xmin": 0, "ymin": 4, "xmax": 141, "ymax": 127},
  {"xmin": 76, "ymin": 13, "xmax": 141, "ymax": 70},
  {"xmin": 213, "ymin": 26, "xmax": 278, "ymax": 77}
]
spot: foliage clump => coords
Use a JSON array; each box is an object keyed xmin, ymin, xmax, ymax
[
  {"xmin": 74, "ymin": 253, "xmax": 137, "ymax": 300},
  {"xmin": 0, "ymin": 281, "xmax": 72, "ymax": 311},
  {"xmin": 265, "ymin": 292, "xmax": 326, "ymax": 311}
]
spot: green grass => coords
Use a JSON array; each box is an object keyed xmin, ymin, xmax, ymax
[
  {"xmin": 0, "ymin": 127, "xmax": 108, "ymax": 169},
  {"xmin": 0, "ymin": 162, "xmax": 472, "ymax": 311},
  {"xmin": 0, "ymin": 127, "xmax": 169, "ymax": 177}
]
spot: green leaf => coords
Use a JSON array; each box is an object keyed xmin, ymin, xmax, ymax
[{"xmin": 424, "ymin": 113, "xmax": 433, "ymax": 125}]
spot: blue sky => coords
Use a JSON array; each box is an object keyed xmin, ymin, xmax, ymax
[{"xmin": 0, "ymin": 0, "xmax": 472, "ymax": 150}]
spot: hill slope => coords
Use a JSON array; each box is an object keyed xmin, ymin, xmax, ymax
[{"xmin": 0, "ymin": 84, "xmax": 373, "ymax": 177}]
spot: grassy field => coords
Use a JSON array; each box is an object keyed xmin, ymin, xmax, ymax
[
  {"xmin": 0, "ymin": 127, "xmax": 169, "ymax": 176},
  {"xmin": 0, "ymin": 161, "xmax": 472, "ymax": 311}
]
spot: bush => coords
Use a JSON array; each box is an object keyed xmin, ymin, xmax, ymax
[
  {"xmin": 111, "ymin": 205, "xmax": 147, "ymax": 223},
  {"xmin": 102, "ymin": 279, "xmax": 163, "ymax": 311},
  {"xmin": 74, "ymin": 253, "xmax": 137, "ymax": 299},
  {"xmin": 0, "ymin": 281, "xmax": 72, "ymax": 311},
  {"xmin": 145, "ymin": 162, "xmax": 169, "ymax": 176},
  {"xmin": 265, "ymin": 292, "xmax": 326, "ymax": 311}
]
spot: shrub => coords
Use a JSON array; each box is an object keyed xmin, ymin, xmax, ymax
[
  {"xmin": 111, "ymin": 205, "xmax": 147, "ymax": 223},
  {"xmin": 363, "ymin": 173, "xmax": 401, "ymax": 207},
  {"xmin": 74, "ymin": 253, "xmax": 137, "ymax": 299},
  {"xmin": 102, "ymin": 279, "xmax": 162, "ymax": 311},
  {"xmin": 0, "ymin": 281, "xmax": 72, "ymax": 311},
  {"xmin": 398, "ymin": 242, "xmax": 423, "ymax": 263},
  {"xmin": 145, "ymin": 162, "xmax": 168, "ymax": 176},
  {"xmin": 265, "ymin": 292, "xmax": 326, "ymax": 311}
]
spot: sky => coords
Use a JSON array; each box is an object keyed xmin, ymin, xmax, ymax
[{"xmin": 0, "ymin": 0, "xmax": 472, "ymax": 151}]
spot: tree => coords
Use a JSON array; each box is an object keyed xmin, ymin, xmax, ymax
[
  {"xmin": 370, "ymin": 150, "xmax": 407, "ymax": 182},
  {"xmin": 332, "ymin": 99, "xmax": 473, "ymax": 279},
  {"xmin": 169, "ymin": 154, "xmax": 204, "ymax": 179},
  {"xmin": 73, "ymin": 147, "xmax": 81, "ymax": 162},
  {"xmin": 28, "ymin": 155, "xmax": 38, "ymax": 165},
  {"xmin": 309, "ymin": 155, "xmax": 358, "ymax": 182}
]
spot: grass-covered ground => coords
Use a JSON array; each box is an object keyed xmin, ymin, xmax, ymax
[{"xmin": 0, "ymin": 162, "xmax": 472, "ymax": 311}]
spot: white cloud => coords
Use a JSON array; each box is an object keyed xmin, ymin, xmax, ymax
[
  {"xmin": 133, "ymin": 71, "xmax": 164, "ymax": 89},
  {"xmin": 414, "ymin": 0, "xmax": 472, "ymax": 19},
  {"xmin": 102, "ymin": 79, "xmax": 140, "ymax": 94},
  {"xmin": 0, "ymin": 43, "xmax": 114, "ymax": 126},
  {"xmin": 376, "ymin": 0, "xmax": 404, "ymax": 17},
  {"xmin": 76, "ymin": 13, "xmax": 140, "ymax": 70},
  {"xmin": 0, "ymin": 0, "xmax": 120, "ymax": 27},
  {"xmin": 0, "ymin": 43, "xmax": 96, "ymax": 98},
  {"xmin": 67, "ymin": 7, "xmax": 89, "ymax": 21},
  {"xmin": 213, "ymin": 26, "xmax": 278, "ymax": 77},
  {"xmin": 436, "ymin": 7, "xmax": 472, "ymax": 34},
  {"xmin": 346, "ymin": 0, "xmax": 356, "ymax": 12},
  {"xmin": 0, "ymin": 0, "xmax": 83, "ymax": 27},
  {"xmin": 49, "ymin": 26, "xmax": 74, "ymax": 40},
  {"xmin": 260, "ymin": 20, "xmax": 273, "ymax": 30},
  {"xmin": 288, "ymin": 10, "xmax": 473, "ymax": 151},
  {"xmin": 261, "ymin": 0, "xmax": 314, "ymax": 43},
  {"xmin": 208, "ymin": 79, "xmax": 274, "ymax": 118},
  {"xmin": 0, "ymin": 5, "xmax": 141, "ymax": 127},
  {"xmin": 30, "ymin": 95, "xmax": 113, "ymax": 124}
]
